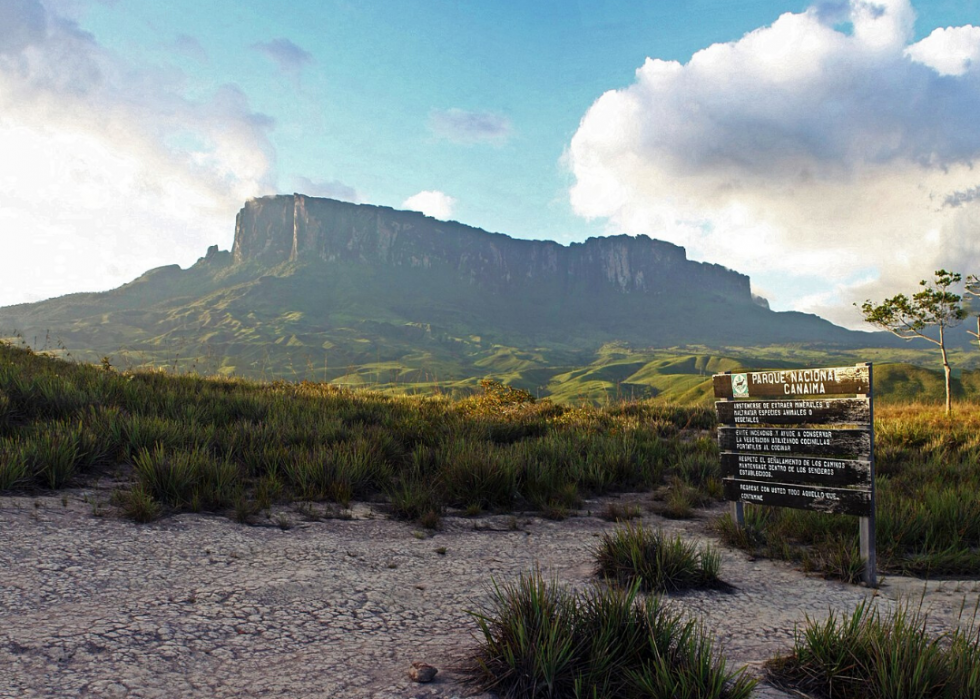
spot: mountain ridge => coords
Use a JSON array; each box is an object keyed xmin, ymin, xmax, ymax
[
  {"xmin": 0, "ymin": 194, "xmax": 919, "ymax": 399},
  {"xmin": 232, "ymin": 194, "xmax": 753, "ymax": 301}
]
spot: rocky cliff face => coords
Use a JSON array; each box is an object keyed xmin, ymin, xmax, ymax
[{"xmin": 232, "ymin": 194, "xmax": 751, "ymax": 301}]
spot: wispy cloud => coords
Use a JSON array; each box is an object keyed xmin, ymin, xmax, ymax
[
  {"xmin": 429, "ymin": 108, "xmax": 513, "ymax": 145},
  {"xmin": 944, "ymin": 186, "xmax": 980, "ymax": 209},
  {"xmin": 0, "ymin": 0, "xmax": 46, "ymax": 55},
  {"xmin": 251, "ymin": 37, "xmax": 312, "ymax": 73},
  {"xmin": 172, "ymin": 33, "xmax": 208, "ymax": 63},
  {"xmin": 292, "ymin": 175, "xmax": 361, "ymax": 203},
  {"xmin": 568, "ymin": 0, "xmax": 980, "ymax": 327}
]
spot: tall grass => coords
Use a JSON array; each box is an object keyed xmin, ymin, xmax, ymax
[
  {"xmin": 468, "ymin": 571, "xmax": 756, "ymax": 699},
  {"xmin": 0, "ymin": 342, "xmax": 719, "ymax": 522},
  {"xmin": 595, "ymin": 522, "xmax": 722, "ymax": 593},
  {"xmin": 768, "ymin": 597, "xmax": 980, "ymax": 698}
]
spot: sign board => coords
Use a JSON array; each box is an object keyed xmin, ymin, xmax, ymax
[
  {"xmin": 713, "ymin": 365, "xmax": 870, "ymax": 399},
  {"xmin": 717, "ymin": 426, "xmax": 871, "ymax": 459},
  {"xmin": 713, "ymin": 363, "xmax": 876, "ymax": 586},
  {"xmin": 720, "ymin": 453, "xmax": 872, "ymax": 488},
  {"xmin": 722, "ymin": 480, "xmax": 871, "ymax": 517},
  {"xmin": 715, "ymin": 397, "xmax": 870, "ymax": 426}
]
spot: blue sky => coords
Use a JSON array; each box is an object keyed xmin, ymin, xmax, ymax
[{"xmin": 2, "ymin": 0, "xmax": 980, "ymax": 329}]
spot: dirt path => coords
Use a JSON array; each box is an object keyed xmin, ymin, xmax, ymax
[{"xmin": 2, "ymin": 492, "xmax": 977, "ymax": 698}]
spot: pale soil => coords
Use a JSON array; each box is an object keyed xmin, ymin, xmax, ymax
[{"xmin": 2, "ymin": 491, "xmax": 977, "ymax": 699}]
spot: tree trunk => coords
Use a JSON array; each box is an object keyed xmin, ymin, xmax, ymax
[{"xmin": 940, "ymin": 325, "xmax": 952, "ymax": 415}]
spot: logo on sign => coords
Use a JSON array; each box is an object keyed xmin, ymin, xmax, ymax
[{"xmin": 731, "ymin": 373, "xmax": 749, "ymax": 397}]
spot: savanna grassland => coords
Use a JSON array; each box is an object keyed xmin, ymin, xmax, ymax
[
  {"xmin": 2, "ymin": 338, "xmax": 979, "ymax": 581},
  {"xmin": 4, "ymin": 339, "xmax": 980, "ymax": 698},
  {"xmin": 0, "ymin": 340, "xmax": 720, "ymax": 528}
]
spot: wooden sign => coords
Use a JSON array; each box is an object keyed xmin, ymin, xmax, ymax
[
  {"xmin": 715, "ymin": 397, "xmax": 870, "ymax": 426},
  {"xmin": 720, "ymin": 453, "xmax": 872, "ymax": 487},
  {"xmin": 713, "ymin": 363, "xmax": 877, "ymax": 586},
  {"xmin": 717, "ymin": 426, "xmax": 871, "ymax": 459},
  {"xmin": 723, "ymin": 479, "xmax": 872, "ymax": 517},
  {"xmin": 713, "ymin": 365, "xmax": 870, "ymax": 399}
]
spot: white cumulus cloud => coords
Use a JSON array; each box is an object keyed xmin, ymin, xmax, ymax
[
  {"xmin": 402, "ymin": 190, "xmax": 456, "ymax": 220},
  {"xmin": 567, "ymin": 0, "xmax": 980, "ymax": 327},
  {"xmin": 906, "ymin": 25, "xmax": 980, "ymax": 76},
  {"xmin": 0, "ymin": 0, "xmax": 276, "ymax": 307}
]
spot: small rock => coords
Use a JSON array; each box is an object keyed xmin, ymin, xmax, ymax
[{"xmin": 408, "ymin": 661, "xmax": 438, "ymax": 683}]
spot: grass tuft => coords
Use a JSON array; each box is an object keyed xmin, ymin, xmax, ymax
[
  {"xmin": 768, "ymin": 597, "xmax": 980, "ymax": 699},
  {"xmin": 595, "ymin": 522, "xmax": 722, "ymax": 593},
  {"xmin": 467, "ymin": 570, "xmax": 756, "ymax": 698}
]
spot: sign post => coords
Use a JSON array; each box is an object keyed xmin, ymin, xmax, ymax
[{"xmin": 714, "ymin": 363, "xmax": 876, "ymax": 587}]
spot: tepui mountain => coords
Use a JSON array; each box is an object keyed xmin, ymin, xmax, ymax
[{"xmin": 0, "ymin": 194, "xmax": 890, "ymax": 396}]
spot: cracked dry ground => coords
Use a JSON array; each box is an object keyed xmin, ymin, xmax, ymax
[{"xmin": 2, "ymin": 494, "xmax": 978, "ymax": 699}]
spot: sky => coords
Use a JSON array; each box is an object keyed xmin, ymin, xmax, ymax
[{"xmin": 2, "ymin": 0, "xmax": 980, "ymax": 330}]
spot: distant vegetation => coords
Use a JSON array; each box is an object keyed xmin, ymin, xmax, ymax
[
  {"xmin": 860, "ymin": 269, "xmax": 974, "ymax": 413},
  {"xmin": 6, "ymin": 328, "xmax": 980, "ymax": 407}
]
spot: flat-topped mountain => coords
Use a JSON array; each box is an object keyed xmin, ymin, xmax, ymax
[
  {"xmin": 0, "ymin": 194, "xmax": 895, "ymax": 397},
  {"xmin": 233, "ymin": 194, "xmax": 750, "ymax": 301}
]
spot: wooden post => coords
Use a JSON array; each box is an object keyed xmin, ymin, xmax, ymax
[
  {"xmin": 860, "ymin": 362, "xmax": 877, "ymax": 588},
  {"xmin": 720, "ymin": 372, "xmax": 746, "ymax": 527},
  {"xmin": 731, "ymin": 500, "xmax": 744, "ymax": 527}
]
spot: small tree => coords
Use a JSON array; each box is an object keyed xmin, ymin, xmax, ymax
[
  {"xmin": 859, "ymin": 270, "xmax": 966, "ymax": 414},
  {"xmin": 965, "ymin": 274, "xmax": 980, "ymax": 352}
]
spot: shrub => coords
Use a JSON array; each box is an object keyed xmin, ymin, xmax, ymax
[
  {"xmin": 25, "ymin": 421, "xmax": 82, "ymax": 489},
  {"xmin": 387, "ymin": 467, "xmax": 443, "ymax": 527},
  {"xmin": 133, "ymin": 445, "xmax": 203, "ymax": 508},
  {"xmin": 119, "ymin": 484, "xmax": 162, "ymax": 523}
]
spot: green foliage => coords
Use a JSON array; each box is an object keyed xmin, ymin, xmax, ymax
[
  {"xmin": 860, "ymin": 270, "xmax": 967, "ymax": 413},
  {"xmin": 860, "ymin": 270, "xmax": 966, "ymax": 340},
  {"xmin": 0, "ymin": 437, "xmax": 31, "ymax": 490},
  {"xmin": 468, "ymin": 571, "xmax": 756, "ymax": 699},
  {"xmin": 768, "ymin": 598, "xmax": 980, "ymax": 699},
  {"xmin": 595, "ymin": 522, "xmax": 721, "ymax": 593},
  {"xmin": 118, "ymin": 484, "xmax": 162, "ymax": 523}
]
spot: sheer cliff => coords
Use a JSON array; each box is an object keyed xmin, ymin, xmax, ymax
[
  {"xmin": 0, "ymin": 193, "xmax": 887, "ymax": 389},
  {"xmin": 231, "ymin": 194, "xmax": 752, "ymax": 302}
]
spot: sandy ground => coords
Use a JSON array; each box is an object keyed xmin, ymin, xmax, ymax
[{"xmin": 2, "ymin": 491, "xmax": 977, "ymax": 699}]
